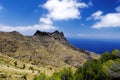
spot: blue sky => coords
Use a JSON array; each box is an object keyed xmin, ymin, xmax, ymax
[{"xmin": 0, "ymin": 0, "xmax": 120, "ymax": 39}]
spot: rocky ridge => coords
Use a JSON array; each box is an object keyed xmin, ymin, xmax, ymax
[{"xmin": 0, "ymin": 30, "xmax": 100, "ymax": 80}]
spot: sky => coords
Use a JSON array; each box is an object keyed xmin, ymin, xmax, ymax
[{"xmin": 0, "ymin": 0, "xmax": 120, "ymax": 39}]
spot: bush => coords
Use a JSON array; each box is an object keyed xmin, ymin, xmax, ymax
[
  {"xmin": 34, "ymin": 73, "xmax": 47, "ymax": 80},
  {"xmin": 34, "ymin": 49, "xmax": 120, "ymax": 80},
  {"xmin": 48, "ymin": 68, "xmax": 73, "ymax": 80}
]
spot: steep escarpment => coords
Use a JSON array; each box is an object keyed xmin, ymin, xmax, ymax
[
  {"xmin": 0, "ymin": 30, "xmax": 100, "ymax": 67},
  {"xmin": 0, "ymin": 30, "xmax": 100, "ymax": 79}
]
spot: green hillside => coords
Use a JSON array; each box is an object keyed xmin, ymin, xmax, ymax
[{"xmin": 35, "ymin": 49, "xmax": 120, "ymax": 80}]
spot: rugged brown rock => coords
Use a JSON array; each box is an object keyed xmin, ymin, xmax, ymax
[{"xmin": 0, "ymin": 30, "xmax": 100, "ymax": 80}]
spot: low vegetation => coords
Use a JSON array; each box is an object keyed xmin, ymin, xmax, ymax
[
  {"xmin": 0, "ymin": 31, "xmax": 119, "ymax": 80},
  {"xmin": 34, "ymin": 49, "xmax": 120, "ymax": 80}
]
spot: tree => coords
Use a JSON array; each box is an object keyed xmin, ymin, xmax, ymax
[
  {"xmin": 100, "ymin": 51, "xmax": 111, "ymax": 63},
  {"xmin": 112, "ymin": 49, "xmax": 120, "ymax": 57}
]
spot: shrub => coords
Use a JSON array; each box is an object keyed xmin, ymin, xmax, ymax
[{"xmin": 34, "ymin": 73, "xmax": 47, "ymax": 80}]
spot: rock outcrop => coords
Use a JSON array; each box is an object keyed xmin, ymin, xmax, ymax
[{"xmin": 34, "ymin": 30, "xmax": 67, "ymax": 43}]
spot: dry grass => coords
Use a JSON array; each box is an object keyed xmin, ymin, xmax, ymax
[{"xmin": 0, "ymin": 31, "xmax": 100, "ymax": 79}]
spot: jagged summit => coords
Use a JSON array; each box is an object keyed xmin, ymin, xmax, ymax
[
  {"xmin": 34, "ymin": 30, "xmax": 50, "ymax": 36},
  {"xmin": 34, "ymin": 30, "xmax": 67, "ymax": 43}
]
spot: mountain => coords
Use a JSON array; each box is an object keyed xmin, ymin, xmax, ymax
[{"xmin": 0, "ymin": 30, "xmax": 100, "ymax": 80}]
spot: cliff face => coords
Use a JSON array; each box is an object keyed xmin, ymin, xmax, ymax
[{"xmin": 0, "ymin": 30, "xmax": 100, "ymax": 79}]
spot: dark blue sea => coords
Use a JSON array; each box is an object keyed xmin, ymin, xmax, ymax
[{"xmin": 68, "ymin": 38, "xmax": 120, "ymax": 54}]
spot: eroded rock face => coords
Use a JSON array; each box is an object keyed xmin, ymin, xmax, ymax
[
  {"xmin": 51, "ymin": 31, "xmax": 67, "ymax": 43},
  {"xmin": 33, "ymin": 30, "xmax": 100, "ymax": 66},
  {"xmin": 0, "ymin": 32, "xmax": 19, "ymax": 53},
  {"xmin": 34, "ymin": 30, "xmax": 67, "ymax": 43},
  {"xmin": 0, "ymin": 30, "xmax": 100, "ymax": 68}
]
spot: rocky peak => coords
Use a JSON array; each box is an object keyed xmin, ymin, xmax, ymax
[
  {"xmin": 34, "ymin": 30, "xmax": 67, "ymax": 43},
  {"xmin": 34, "ymin": 30, "xmax": 50, "ymax": 36},
  {"xmin": 51, "ymin": 30, "xmax": 67, "ymax": 43}
]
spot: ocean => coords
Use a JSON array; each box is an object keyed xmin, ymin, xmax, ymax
[{"xmin": 68, "ymin": 38, "xmax": 120, "ymax": 54}]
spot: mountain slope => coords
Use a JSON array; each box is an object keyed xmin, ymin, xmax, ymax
[{"xmin": 0, "ymin": 30, "xmax": 100, "ymax": 79}]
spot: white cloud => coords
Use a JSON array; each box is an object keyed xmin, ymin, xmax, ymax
[
  {"xmin": 88, "ymin": 10, "xmax": 120, "ymax": 29},
  {"xmin": 40, "ymin": 17, "xmax": 53, "ymax": 24},
  {"xmin": 92, "ymin": 13, "xmax": 120, "ymax": 29},
  {"xmin": 0, "ymin": 2, "xmax": 57, "ymax": 35},
  {"xmin": 0, "ymin": 24, "xmax": 57, "ymax": 35},
  {"xmin": 42, "ymin": 0, "xmax": 88, "ymax": 20},
  {"xmin": 87, "ymin": 11, "xmax": 103, "ymax": 20},
  {"xmin": 0, "ymin": 0, "xmax": 88, "ymax": 35},
  {"xmin": 91, "ymin": 11, "xmax": 103, "ymax": 18},
  {"xmin": 116, "ymin": 6, "xmax": 120, "ymax": 12}
]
